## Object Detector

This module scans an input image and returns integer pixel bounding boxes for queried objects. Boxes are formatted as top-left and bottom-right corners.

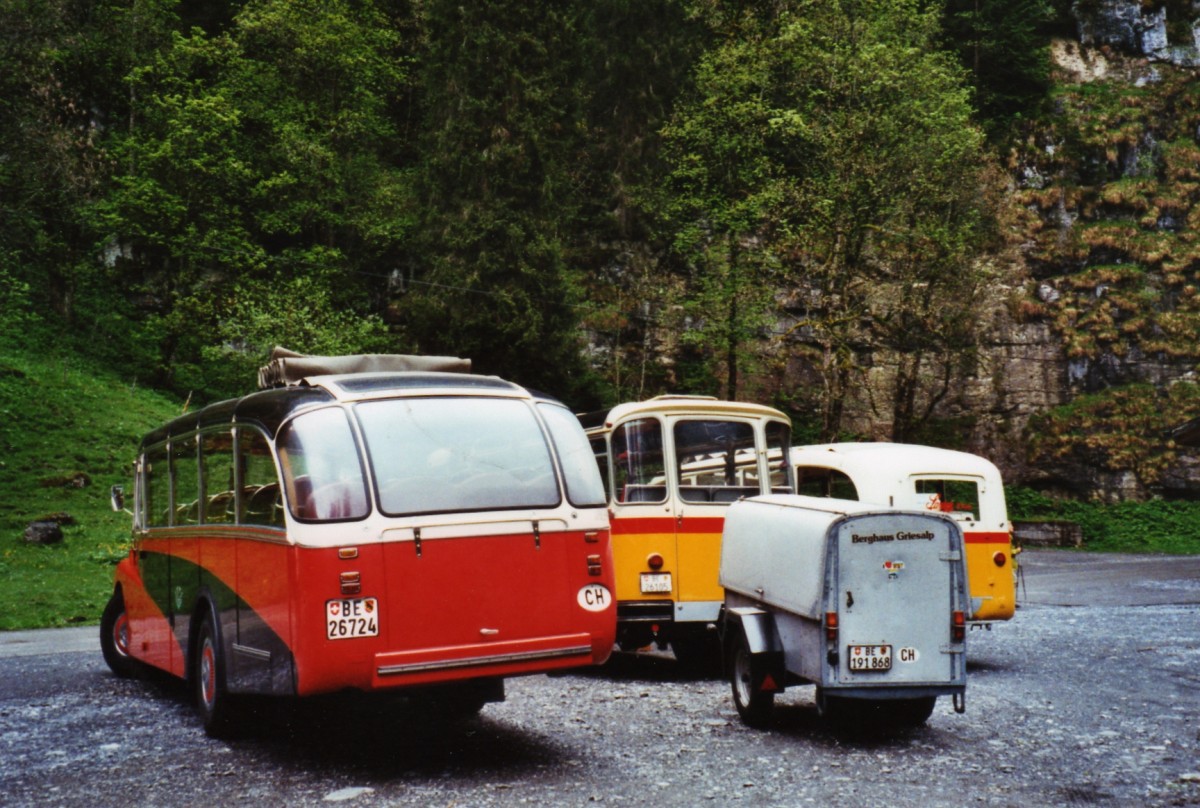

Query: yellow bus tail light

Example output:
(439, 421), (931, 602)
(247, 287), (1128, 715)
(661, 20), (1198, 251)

(993, 551), (1007, 567)
(647, 553), (664, 571)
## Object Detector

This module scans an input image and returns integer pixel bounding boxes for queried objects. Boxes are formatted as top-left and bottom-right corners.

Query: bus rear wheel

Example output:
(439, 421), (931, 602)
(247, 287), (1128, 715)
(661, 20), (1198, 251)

(100, 592), (138, 678)
(194, 612), (242, 738)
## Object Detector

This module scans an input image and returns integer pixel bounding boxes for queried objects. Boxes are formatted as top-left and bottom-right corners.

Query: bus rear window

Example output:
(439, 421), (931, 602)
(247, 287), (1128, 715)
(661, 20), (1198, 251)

(674, 420), (757, 503)
(357, 397), (560, 516)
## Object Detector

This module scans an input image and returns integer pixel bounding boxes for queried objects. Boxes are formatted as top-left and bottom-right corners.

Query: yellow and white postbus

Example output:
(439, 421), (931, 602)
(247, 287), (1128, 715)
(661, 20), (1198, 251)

(788, 442), (1018, 625)
(580, 396), (793, 664)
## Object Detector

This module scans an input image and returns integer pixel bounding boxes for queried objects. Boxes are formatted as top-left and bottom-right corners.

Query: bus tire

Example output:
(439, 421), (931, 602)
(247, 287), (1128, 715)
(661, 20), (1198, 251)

(672, 632), (722, 673)
(99, 592), (139, 679)
(194, 611), (241, 738)
(729, 630), (774, 729)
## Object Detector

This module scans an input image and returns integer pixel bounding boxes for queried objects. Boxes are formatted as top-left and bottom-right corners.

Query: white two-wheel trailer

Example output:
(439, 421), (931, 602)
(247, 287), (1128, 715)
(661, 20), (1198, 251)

(719, 495), (969, 729)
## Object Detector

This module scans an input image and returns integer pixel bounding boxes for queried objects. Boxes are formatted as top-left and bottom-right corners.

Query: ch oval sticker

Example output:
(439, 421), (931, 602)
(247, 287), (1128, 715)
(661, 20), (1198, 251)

(577, 584), (612, 612)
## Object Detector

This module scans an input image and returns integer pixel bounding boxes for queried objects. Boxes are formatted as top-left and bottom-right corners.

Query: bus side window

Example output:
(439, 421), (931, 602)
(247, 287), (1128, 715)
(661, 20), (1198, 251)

(765, 422), (793, 493)
(202, 430), (236, 524)
(589, 435), (611, 501)
(239, 428), (283, 528)
(796, 466), (859, 500)
(171, 435), (200, 526)
(278, 408), (369, 522)
(144, 445), (170, 527)
(612, 419), (665, 504)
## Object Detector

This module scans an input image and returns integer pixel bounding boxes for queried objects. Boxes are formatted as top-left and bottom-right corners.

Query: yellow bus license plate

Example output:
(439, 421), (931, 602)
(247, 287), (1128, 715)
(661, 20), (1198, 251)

(326, 597), (379, 640)
(848, 644), (892, 672)
(640, 572), (672, 594)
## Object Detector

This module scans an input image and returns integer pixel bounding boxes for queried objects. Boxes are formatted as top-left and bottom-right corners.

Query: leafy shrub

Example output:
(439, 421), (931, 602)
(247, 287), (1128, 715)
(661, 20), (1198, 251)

(1007, 486), (1200, 553)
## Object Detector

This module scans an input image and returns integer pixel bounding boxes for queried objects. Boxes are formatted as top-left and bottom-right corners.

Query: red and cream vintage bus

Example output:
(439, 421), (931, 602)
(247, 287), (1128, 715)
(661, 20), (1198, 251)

(580, 396), (793, 665)
(102, 352), (615, 735)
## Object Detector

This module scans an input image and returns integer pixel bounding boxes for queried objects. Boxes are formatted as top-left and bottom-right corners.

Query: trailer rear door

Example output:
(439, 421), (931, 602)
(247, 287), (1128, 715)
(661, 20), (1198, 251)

(831, 512), (963, 686)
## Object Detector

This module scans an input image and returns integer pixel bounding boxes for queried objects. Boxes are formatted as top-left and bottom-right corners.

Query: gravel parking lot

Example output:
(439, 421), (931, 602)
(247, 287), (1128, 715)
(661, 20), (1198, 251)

(1, 550), (1198, 807)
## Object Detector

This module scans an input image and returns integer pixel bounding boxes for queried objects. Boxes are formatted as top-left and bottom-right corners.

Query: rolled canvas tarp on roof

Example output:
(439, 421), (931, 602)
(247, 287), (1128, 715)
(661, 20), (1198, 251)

(257, 346), (471, 389)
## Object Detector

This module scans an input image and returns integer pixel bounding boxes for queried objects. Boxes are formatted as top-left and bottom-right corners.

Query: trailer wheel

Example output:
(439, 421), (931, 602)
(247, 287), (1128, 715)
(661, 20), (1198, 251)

(729, 631), (774, 728)
(194, 612), (242, 738)
(99, 592), (139, 679)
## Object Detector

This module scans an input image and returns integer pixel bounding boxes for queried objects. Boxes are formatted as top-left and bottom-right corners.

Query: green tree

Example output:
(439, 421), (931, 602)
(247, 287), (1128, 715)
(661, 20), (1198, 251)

(659, 0), (993, 439)
(571, 0), (707, 402)
(658, 6), (793, 398)
(941, 0), (1054, 136)
(0, 0), (178, 342)
(95, 0), (416, 396)
(398, 0), (595, 397)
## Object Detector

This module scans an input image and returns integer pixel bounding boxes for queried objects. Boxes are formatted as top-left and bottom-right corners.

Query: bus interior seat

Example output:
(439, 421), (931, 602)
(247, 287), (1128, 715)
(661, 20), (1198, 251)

(244, 483), (283, 524)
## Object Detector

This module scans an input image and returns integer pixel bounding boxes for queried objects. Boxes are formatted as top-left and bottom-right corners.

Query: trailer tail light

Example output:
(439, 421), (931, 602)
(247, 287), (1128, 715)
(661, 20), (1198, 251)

(647, 553), (664, 571)
(825, 611), (839, 641)
(993, 551), (1007, 567)
(951, 610), (966, 643)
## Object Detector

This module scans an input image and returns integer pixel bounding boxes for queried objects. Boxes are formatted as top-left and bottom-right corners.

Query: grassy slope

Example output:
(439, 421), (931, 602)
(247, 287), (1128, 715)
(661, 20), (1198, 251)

(0, 346), (181, 630)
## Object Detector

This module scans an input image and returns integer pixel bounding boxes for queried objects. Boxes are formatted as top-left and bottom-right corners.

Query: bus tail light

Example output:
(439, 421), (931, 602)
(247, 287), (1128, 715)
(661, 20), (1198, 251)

(647, 553), (664, 571)
(825, 611), (838, 642)
(587, 554), (603, 576)
(993, 551), (1007, 567)
(951, 610), (966, 643)
(340, 572), (361, 595)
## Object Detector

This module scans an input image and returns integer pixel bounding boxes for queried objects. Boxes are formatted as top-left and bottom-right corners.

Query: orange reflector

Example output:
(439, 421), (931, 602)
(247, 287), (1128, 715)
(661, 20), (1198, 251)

(825, 611), (838, 641)
(340, 571), (361, 595)
(338, 547), (359, 560)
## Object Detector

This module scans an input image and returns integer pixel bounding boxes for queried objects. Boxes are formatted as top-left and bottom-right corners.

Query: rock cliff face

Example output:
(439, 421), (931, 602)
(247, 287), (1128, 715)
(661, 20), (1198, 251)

(837, 1), (1200, 501)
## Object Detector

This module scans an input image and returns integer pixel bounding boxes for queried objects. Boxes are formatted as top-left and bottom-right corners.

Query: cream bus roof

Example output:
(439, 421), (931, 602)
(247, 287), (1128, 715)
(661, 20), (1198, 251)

(590, 396), (790, 430)
(789, 442), (1005, 494)
(258, 347), (471, 389)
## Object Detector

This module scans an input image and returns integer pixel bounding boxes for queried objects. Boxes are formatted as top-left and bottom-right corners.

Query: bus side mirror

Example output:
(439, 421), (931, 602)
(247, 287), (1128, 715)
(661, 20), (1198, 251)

(110, 485), (125, 513)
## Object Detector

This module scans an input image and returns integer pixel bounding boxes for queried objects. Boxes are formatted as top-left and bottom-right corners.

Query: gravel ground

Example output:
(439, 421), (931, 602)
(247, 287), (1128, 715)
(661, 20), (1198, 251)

(1, 552), (1198, 807)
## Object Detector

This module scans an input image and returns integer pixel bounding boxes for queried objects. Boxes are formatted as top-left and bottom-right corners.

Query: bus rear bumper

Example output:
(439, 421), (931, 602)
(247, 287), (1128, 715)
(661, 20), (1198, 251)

(371, 633), (599, 687)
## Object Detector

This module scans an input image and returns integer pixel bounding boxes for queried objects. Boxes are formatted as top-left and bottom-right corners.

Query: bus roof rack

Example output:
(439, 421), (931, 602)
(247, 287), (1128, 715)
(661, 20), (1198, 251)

(257, 346), (471, 389)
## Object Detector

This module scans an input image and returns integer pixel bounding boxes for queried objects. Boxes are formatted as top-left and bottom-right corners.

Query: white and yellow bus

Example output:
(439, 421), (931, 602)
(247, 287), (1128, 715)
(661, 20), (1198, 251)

(580, 396), (793, 664)
(788, 442), (1018, 625)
